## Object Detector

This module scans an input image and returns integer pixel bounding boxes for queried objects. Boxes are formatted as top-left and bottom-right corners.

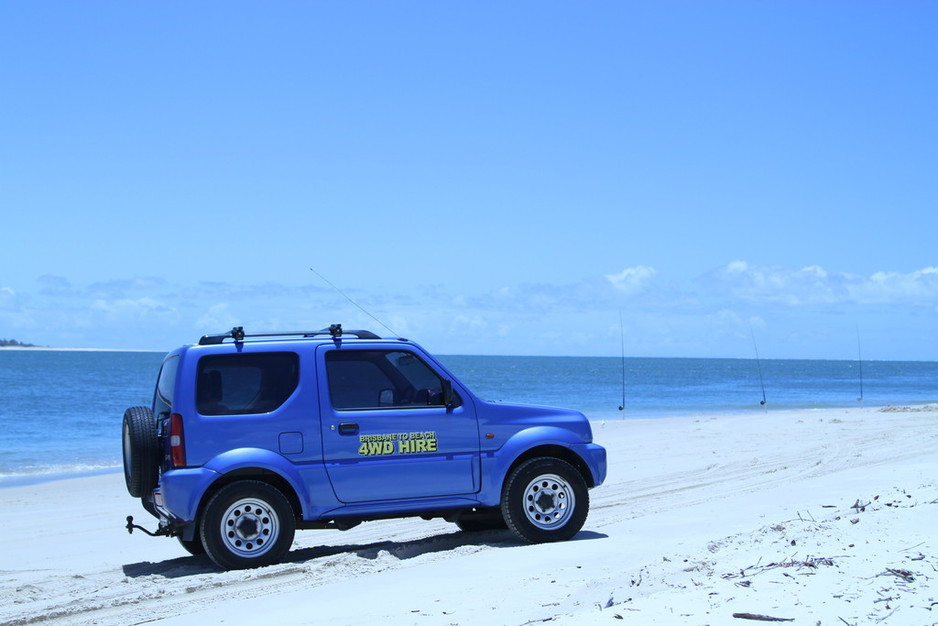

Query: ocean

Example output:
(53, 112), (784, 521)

(2, 349), (937, 487)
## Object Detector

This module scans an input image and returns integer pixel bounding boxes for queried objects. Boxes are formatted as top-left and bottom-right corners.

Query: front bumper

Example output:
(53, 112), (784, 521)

(574, 442), (607, 487)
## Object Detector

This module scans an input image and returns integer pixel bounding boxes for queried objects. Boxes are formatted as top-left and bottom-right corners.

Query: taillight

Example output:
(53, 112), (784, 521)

(169, 413), (186, 468)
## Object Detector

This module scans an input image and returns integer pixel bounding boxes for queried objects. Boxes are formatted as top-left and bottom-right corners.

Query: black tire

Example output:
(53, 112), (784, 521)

(178, 534), (206, 556)
(122, 406), (160, 498)
(454, 507), (509, 532)
(501, 457), (589, 544)
(199, 481), (296, 570)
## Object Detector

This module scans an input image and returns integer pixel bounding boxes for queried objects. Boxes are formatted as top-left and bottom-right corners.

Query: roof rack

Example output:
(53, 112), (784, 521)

(198, 324), (380, 345)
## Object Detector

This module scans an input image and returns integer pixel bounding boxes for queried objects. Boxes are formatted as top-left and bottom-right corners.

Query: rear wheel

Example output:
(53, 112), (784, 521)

(122, 406), (160, 498)
(200, 481), (296, 570)
(501, 457), (589, 543)
(177, 534), (206, 556)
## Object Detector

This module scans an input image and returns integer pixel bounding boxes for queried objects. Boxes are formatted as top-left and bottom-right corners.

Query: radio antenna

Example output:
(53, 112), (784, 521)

(309, 267), (398, 337)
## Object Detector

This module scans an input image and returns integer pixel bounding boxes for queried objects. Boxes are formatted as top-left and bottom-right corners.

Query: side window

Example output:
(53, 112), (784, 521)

(326, 350), (452, 410)
(197, 352), (299, 415)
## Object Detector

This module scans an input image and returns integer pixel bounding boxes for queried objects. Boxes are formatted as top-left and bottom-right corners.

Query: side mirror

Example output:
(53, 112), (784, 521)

(441, 379), (459, 410)
(378, 389), (395, 407)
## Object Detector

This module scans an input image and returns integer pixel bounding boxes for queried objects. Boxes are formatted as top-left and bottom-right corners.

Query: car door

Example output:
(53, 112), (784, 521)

(318, 345), (480, 503)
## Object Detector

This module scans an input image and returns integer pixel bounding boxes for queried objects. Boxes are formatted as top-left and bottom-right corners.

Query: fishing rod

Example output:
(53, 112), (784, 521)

(750, 327), (767, 407)
(618, 311), (626, 411)
(856, 325), (864, 402)
(309, 267), (399, 337)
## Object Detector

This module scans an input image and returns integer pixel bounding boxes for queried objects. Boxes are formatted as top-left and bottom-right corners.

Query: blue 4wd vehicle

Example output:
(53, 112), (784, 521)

(123, 325), (607, 570)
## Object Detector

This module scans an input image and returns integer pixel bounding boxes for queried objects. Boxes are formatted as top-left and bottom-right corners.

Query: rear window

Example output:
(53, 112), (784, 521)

(197, 352), (299, 415)
(153, 354), (180, 416)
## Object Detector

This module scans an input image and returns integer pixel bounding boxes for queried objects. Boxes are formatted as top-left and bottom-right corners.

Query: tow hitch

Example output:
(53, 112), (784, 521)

(125, 515), (172, 538)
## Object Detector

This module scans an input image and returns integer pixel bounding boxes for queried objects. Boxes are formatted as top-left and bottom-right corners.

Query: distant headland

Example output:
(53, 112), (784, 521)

(0, 339), (37, 348)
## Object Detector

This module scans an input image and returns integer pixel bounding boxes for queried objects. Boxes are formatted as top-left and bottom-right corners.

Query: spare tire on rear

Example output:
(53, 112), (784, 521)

(122, 406), (160, 498)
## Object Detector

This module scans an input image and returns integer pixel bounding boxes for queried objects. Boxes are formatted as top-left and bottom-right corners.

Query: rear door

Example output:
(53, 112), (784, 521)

(318, 345), (480, 503)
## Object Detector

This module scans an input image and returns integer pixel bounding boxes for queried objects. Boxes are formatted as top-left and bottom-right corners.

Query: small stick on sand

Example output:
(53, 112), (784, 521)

(732, 613), (794, 622)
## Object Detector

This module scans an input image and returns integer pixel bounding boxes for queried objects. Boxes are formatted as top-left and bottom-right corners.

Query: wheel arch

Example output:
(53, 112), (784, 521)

(197, 467), (303, 523)
(504, 444), (597, 490)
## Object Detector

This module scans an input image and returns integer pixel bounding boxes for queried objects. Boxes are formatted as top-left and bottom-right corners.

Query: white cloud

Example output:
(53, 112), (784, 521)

(707, 262), (938, 307)
(37, 275), (74, 296)
(711, 262), (825, 304)
(195, 303), (239, 331)
(7, 266), (938, 357)
(860, 267), (938, 303)
(0, 287), (16, 309)
(604, 266), (657, 295)
(87, 277), (168, 300)
(91, 297), (175, 318)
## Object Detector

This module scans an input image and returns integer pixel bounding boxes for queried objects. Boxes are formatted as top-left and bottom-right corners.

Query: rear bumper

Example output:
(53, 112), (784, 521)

(152, 466), (222, 523)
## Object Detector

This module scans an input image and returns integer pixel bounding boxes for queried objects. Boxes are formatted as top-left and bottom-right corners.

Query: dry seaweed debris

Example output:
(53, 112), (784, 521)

(878, 404), (938, 412)
(722, 555), (838, 580)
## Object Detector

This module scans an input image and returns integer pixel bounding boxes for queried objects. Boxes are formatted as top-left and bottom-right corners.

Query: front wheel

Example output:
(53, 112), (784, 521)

(501, 457), (589, 544)
(199, 481), (296, 570)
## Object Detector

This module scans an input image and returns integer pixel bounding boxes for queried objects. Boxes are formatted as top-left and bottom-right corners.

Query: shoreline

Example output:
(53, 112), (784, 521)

(3, 403), (936, 490)
(0, 465), (121, 489)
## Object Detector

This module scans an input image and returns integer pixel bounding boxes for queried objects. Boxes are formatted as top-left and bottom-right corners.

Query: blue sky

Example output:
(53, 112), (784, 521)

(2, 1), (937, 359)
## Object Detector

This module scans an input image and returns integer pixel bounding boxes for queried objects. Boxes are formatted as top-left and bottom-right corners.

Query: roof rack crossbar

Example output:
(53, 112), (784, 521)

(198, 325), (380, 345)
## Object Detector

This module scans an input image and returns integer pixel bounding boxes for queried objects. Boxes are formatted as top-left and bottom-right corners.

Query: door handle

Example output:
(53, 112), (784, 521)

(338, 422), (359, 435)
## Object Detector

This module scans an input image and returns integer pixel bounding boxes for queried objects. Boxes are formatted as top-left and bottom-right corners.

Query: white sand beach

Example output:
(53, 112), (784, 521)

(1, 406), (936, 625)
